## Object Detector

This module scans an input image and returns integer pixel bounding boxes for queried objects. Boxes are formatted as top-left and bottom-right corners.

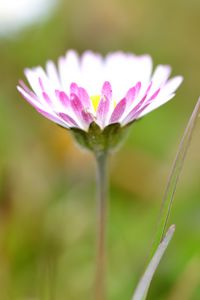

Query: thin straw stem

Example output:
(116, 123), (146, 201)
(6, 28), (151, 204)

(94, 151), (108, 300)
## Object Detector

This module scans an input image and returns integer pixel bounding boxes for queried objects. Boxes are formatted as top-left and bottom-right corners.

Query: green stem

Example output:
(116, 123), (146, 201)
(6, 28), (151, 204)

(94, 151), (109, 300)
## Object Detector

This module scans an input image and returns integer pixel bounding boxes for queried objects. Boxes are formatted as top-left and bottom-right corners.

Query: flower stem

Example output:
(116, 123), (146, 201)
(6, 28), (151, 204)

(94, 151), (108, 300)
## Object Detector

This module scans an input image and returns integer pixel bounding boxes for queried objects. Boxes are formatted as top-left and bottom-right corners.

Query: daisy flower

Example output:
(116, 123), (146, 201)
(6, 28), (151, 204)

(17, 50), (183, 152)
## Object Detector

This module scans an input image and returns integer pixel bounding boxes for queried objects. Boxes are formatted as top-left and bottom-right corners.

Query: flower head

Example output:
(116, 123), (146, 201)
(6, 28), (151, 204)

(17, 50), (183, 153)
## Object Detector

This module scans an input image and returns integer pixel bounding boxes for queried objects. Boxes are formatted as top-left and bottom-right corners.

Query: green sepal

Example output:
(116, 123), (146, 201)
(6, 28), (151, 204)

(70, 122), (129, 155)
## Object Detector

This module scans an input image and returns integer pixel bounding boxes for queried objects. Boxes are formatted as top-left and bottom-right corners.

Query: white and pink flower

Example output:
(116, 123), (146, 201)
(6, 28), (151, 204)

(17, 50), (183, 132)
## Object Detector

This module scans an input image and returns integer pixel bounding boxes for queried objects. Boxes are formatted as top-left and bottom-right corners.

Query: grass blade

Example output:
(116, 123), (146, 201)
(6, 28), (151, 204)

(132, 225), (175, 300)
(131, 98), (200, 300)
(151, 97), (200, 255)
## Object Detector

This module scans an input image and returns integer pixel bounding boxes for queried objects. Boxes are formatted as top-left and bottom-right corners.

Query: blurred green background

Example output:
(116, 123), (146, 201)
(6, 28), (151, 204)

(0, 0), (200, 299)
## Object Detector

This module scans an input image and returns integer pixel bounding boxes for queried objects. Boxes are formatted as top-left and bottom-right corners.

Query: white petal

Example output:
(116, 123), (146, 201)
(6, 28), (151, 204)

(80, 51), (104, 95)
(105, 52), (152, 101)
(17, 85), (68, 127)
(26, 67), (64, 111)
(46, 60), (61, 89)
(139, 93), (175, 118)
(58, 50), (80, 92)
(161, 76), (183, 95)
(127, 54), (153, 90)
(151, 65), (171, 87)
(24, 68), (42, 96)
(138, 76), (183, 118)
(17, 85), (43, 109)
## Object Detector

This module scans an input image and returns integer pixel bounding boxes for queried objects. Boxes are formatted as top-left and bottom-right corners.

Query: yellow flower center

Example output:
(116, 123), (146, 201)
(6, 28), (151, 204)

(90, 95), (101, 111)
(90, 95), (116, 112)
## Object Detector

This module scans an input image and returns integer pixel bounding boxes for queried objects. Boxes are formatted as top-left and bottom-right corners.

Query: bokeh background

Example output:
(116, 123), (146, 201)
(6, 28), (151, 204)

(0, 0), (200, 299)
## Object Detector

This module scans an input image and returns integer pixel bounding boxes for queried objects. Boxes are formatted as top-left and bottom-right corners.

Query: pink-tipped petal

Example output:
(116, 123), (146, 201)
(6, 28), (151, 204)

(122, 85), (161, 125)
(101, 81), (112, 100)
(36, 108), (67, 127)
(70, 93), (91, 128)
(121, 102), (148, 125)
(110, 98), (127, 123)
(146, 88), (160, 103)
(38, 77), (45, 91)
(70, 82), (79, 94)
(126, 82), (141, 105)
(123, 83), (152, 120)
(17, 85), (42, 109)
(58, 112), (78, 127)
(81, 110), (94, 124)
(128, 102), (152, 123)
(139, 77), (183, 118)
(18, 80), (38, 101)
(70, 93), (83, 116)
(139, 93), (176, 118)
(121, 96), (148, 125)
(42, 92), (52, 105)
(18, 85), (67, 126)
(56, 91), (70, 107)
(96, 96), (110, 128)
(78, 87), (91, 109)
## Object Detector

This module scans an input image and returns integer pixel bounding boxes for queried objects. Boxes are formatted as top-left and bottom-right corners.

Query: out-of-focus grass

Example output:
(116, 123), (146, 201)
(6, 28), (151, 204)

(0, 0), (200, 299)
